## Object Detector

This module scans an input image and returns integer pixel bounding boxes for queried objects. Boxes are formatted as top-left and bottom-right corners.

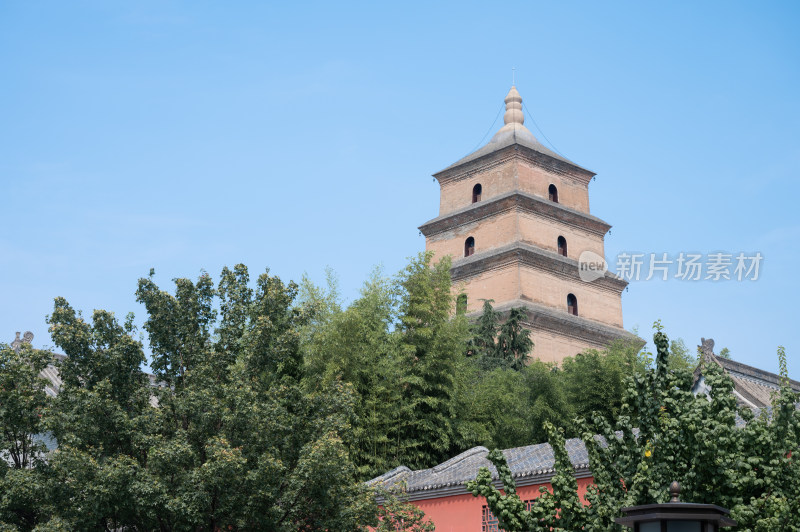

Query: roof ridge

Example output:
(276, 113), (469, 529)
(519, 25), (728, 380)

(714, 355), (800, 389)
(431, 446), (488, 473)
(365, 465), (412, 486)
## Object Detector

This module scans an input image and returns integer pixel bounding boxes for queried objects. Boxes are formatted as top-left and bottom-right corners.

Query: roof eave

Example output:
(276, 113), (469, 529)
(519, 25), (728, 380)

(434, 141), (595, 182)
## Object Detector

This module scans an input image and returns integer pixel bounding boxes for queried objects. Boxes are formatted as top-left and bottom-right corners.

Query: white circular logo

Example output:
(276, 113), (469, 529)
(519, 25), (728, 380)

(578, 250), (608, 282)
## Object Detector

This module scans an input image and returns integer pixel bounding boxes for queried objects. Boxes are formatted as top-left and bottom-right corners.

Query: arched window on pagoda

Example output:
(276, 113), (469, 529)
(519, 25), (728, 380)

(548, 184), (559, 203)
(465, 237), (475, 257)
(557, 236), (567, 257)
(472, 183), (482, 203)
(567, 293), (578, 316)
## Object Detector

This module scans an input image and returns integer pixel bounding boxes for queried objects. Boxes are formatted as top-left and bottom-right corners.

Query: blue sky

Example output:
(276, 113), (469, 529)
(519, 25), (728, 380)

(2, 1), (798, 375)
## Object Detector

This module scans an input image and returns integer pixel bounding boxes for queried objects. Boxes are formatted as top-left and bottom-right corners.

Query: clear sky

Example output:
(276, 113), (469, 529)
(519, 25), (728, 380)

(2, 1), (798, 375)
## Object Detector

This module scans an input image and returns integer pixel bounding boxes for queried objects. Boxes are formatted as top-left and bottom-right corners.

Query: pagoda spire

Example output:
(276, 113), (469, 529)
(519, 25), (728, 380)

(503, 86), (524, 126)
(436, 84), (585, 173)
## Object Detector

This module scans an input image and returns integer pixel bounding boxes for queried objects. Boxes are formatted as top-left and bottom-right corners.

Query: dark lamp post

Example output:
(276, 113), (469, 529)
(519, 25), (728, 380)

(615, 481), (737, 532)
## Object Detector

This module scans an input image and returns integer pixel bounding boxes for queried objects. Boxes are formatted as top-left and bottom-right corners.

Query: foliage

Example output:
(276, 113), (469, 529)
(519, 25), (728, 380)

(470, 324), (800, 531)
(1, 265), (379, 531)
(468, 300), (532, 371)
(560, 337), (646, 428)
(523, 362), (575, 444)
(300, 267), (403, 479)
(0, 344), (50, 469)
(297, 267), (342, 351)
(299, 259), (650, 476)
(466, 422), (586, 532)
(0, 343), (52, 530)
(470, 299), (498, 358)
(395, 253), (470, 470)
(495, 308), (533, 371)
(374, 486), (435, 532)
(667, 337), (696, 371)
(299, 253), (472, 476)
(453, 337), (648, 451)
(12, 248), (792, 531)
(451, 362), (538, 451)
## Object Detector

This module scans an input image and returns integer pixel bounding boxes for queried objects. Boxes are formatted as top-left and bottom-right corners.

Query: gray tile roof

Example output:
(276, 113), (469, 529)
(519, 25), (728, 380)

(438, 122), (590, 175)
(694, 352), (800, 410)
(368, 438), (591, 499)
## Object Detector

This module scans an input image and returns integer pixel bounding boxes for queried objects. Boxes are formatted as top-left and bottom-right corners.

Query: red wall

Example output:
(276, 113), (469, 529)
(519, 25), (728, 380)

(411, 476), (594, 531)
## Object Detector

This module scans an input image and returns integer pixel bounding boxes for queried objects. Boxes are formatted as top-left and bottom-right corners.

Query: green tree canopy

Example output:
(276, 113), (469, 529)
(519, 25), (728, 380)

(469, 325), (800, 531)
(0, 343), (52, 530)
(1, 265), (378, 531)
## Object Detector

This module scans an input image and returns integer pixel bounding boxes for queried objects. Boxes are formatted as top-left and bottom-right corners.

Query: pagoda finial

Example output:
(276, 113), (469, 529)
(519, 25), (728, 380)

(503, 86), (524, 126)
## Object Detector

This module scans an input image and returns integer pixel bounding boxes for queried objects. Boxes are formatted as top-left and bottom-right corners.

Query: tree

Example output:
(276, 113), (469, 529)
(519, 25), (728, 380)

(296, 267), (342, 361)
(136, 266), (373, 531)
(452, 336), (648, 452)
(451, 363), (533, 450)
(0, 343), (52, 530)
(469, 324), (800, 531)
(300, 268), (404, 480)
(494, 307), (533, 371)
(43, 299), (153, 530)
(2, 265), (379, 531)
(374, 486), (435, 532)
(298, 254), (479, 477)
(667, 337), (696, 371)
(395, 252), (470, 469)
(560, 337), (646, 428)
(0, 344), (51, 470)
(523, 361), (575, 444)
(451, 358), (576, 452)
(469, 299), (498, 358)
(468, 300), (533, 371)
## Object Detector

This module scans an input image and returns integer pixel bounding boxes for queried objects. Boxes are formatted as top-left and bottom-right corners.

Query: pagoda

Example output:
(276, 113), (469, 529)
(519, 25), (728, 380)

(419, 86), (633, 363)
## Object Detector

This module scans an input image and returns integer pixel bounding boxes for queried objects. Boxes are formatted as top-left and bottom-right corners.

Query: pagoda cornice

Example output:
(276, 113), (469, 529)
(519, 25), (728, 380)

(449, 241), (628, 294)
(419, 190), (612, 238)
(469, 299), (640, 349)
(433, 143), (596, 187)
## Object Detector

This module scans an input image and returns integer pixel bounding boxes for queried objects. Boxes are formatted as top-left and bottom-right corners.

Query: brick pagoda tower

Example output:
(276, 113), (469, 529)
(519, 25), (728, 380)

(419, 86), (633, 364)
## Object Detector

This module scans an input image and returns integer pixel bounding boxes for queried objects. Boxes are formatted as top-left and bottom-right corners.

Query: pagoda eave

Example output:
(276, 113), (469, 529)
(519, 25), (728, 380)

(433, 142), (596, 186)
(449, 242), (628, 294)
(419, 190), (612, 238)
(467, 299), (640, 349)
